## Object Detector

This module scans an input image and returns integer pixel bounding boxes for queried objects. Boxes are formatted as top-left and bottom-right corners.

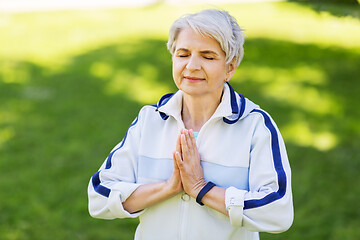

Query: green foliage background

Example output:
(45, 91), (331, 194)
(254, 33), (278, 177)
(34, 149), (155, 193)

(0, 1), (359, 239)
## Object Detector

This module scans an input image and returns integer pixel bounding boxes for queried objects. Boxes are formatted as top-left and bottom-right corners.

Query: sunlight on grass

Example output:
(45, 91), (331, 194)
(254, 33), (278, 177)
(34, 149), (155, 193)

(0, 127), (15, 149)
(238, 64), (341, 116)
(90, 61), (113, 79)
(230, 2), (360, 49)
(0, 2), (357, 150)
(88, 39), (173, 104)
(0, 6), (174, 65)
(1, 2), (357, 150)
(0, 2), (359, 68)
(239, 65), (327, 85)
(99, 64), (171, 104)
(282, 120), (338, 151)
(236, 63), (341, 150)
(266, 82), (339, 116)
(0, 61), (30, 84)
(3, 231), (21, 240)
(0, 109), (17, 149)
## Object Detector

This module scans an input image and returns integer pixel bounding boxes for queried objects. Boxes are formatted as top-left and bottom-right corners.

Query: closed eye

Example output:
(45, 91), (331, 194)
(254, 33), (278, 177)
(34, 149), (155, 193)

(203, 56), (215, 60)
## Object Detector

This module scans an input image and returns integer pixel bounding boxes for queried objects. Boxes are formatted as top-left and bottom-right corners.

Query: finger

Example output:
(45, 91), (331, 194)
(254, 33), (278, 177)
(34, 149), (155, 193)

(191, 130), (200, 157)
(186, 130), (201, 164)
(172, 152), (179, 169)
(184, 130), (192, 149)
(180, 129), (186, 136)
(173, 151), (183, 169)
(181, 133), (187, 146)
(185, 130), (196, 156)
(188, 129), (197, 149)
(180, 133), (189, 160)
(176, 134), (182, 157)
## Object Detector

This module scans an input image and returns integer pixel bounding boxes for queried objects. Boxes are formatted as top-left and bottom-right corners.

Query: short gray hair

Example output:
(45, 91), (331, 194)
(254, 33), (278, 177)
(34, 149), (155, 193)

(167, 9), (245, 68)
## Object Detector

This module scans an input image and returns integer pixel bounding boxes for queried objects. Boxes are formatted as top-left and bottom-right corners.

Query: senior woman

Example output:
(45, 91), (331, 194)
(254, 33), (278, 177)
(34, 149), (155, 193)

(88, 9), (293, 239)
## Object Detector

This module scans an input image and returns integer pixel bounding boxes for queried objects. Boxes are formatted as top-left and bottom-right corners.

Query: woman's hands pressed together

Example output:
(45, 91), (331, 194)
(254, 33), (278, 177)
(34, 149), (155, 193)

(123, 129), (226, 215)
(172, 129), (207, 198)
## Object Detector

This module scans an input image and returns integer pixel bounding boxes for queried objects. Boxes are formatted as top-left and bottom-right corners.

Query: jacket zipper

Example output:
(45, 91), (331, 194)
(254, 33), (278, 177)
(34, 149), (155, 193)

(179, 198), (189, 240)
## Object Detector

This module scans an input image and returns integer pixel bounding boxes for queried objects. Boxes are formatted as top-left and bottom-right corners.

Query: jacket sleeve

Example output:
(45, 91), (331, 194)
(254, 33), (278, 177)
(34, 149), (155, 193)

(225, 109), (294, 233)
(87, 112), (145, 220)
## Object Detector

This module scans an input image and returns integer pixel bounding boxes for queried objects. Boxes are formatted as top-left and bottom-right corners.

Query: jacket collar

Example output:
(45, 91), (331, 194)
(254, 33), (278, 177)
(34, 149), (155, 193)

(156, 83), (241, 123)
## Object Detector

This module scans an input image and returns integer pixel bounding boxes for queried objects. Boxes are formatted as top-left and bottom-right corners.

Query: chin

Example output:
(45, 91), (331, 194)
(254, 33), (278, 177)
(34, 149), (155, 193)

(183, 89), (208, 97)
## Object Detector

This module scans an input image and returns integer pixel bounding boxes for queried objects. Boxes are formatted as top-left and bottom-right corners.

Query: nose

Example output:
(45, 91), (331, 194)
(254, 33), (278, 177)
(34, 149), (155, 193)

(186, 55), (201, 71)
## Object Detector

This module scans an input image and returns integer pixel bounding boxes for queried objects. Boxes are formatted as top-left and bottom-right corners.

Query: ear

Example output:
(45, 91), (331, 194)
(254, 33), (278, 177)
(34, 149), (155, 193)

(225, 59), (237, 82)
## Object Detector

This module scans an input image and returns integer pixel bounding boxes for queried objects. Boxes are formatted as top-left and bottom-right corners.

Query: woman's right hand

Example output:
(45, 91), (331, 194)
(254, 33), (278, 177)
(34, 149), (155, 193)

(167, 154), (183, 195)
(123, 136), (184, 214)
(168, 135), (183, 195)
(123, 151), (183, 214)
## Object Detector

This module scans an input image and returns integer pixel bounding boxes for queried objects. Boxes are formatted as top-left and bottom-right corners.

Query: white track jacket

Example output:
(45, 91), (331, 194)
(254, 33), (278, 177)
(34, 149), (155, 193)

(88, 83), (294, 240)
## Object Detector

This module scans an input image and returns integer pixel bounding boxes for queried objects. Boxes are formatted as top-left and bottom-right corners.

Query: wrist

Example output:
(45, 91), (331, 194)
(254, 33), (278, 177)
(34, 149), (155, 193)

(164, 179), (182, 197)
(196, 181), (216, 206)
(190, 179), (207, 198)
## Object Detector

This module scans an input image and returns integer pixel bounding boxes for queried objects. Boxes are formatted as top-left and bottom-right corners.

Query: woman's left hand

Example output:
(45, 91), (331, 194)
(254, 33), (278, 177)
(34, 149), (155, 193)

(173, 129), (206, 198)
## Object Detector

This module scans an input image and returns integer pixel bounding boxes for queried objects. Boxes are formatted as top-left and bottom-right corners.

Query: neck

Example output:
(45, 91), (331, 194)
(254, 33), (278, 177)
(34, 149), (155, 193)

(181, 90), (223, 131)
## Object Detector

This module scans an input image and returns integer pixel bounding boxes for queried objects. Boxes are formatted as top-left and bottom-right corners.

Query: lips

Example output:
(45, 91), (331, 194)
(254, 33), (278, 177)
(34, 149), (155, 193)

(184, 76), (205, 82)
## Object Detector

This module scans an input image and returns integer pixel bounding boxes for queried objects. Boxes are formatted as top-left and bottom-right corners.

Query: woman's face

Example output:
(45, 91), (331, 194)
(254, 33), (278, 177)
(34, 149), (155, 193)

(172, 27), (234, 98)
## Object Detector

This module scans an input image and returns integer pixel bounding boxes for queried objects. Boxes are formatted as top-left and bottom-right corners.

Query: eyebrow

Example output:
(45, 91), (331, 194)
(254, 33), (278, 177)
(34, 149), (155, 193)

(200, 50), (219, 56)
(175, 48), (190, 53)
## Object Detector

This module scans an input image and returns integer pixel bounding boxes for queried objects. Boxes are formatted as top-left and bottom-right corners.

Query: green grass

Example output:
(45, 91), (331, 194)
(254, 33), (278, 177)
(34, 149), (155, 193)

(0, 2), (359, 239)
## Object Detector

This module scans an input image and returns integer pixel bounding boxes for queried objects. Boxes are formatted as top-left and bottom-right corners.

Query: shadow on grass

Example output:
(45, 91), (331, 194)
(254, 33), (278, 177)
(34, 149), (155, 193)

(0, 37), (359, 239)
(287, 0), (360, 19)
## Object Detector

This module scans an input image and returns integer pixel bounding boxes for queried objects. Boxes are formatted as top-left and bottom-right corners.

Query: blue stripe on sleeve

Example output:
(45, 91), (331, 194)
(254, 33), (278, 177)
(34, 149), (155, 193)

(105, 116), (139, 169)
(244, 109), (287, 210)
(91, 115), (139, 197)
(92, 171), (111, 197)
